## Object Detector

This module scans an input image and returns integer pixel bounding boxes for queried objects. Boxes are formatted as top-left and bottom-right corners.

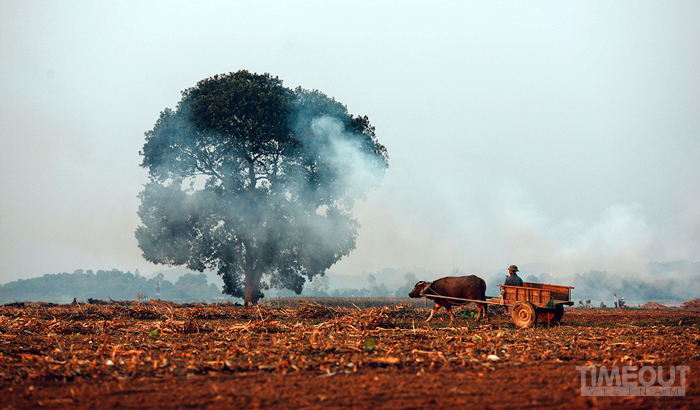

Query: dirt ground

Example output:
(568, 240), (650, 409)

(1, 302), (698, 409)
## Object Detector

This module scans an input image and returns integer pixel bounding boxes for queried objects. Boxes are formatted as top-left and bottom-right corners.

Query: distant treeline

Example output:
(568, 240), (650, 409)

(265, 272), (417, 300)
(0, 269), (225, 304)
(3, 261), (697, 305)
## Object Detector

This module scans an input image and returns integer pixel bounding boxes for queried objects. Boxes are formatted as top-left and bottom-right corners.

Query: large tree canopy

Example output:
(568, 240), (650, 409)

(136, 71), (388, 305)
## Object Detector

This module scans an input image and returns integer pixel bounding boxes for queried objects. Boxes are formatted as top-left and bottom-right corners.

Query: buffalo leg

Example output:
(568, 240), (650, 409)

(426, 303), (442, 321)
(444, 304), (454, 322)
(475, 302), (487, 321)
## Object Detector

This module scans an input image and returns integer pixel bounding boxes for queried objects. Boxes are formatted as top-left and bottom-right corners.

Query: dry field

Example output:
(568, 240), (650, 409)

(0, 300), (698, 409)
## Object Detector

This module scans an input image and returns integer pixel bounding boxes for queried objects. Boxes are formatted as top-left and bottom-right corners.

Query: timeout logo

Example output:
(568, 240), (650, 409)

(576, 365), (690, 396)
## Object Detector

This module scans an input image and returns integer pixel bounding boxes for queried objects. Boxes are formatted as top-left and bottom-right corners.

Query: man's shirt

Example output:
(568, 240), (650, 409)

(505, 273), (523, 287)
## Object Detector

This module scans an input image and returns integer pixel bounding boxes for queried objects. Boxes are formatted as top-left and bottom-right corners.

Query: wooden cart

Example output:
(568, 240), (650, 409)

(489, 282), (574, 327)
(419, 281), (574, 328)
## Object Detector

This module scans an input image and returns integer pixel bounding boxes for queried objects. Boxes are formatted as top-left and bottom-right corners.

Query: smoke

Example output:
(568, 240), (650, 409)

(484, 180), (654, 273)
(308, 115), (386, 205)
(333, 176), (698, 303)
(555, 205), (652, 271)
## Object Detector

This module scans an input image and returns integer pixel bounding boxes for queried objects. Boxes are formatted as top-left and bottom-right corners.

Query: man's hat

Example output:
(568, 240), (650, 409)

(508, 265), (519, 272)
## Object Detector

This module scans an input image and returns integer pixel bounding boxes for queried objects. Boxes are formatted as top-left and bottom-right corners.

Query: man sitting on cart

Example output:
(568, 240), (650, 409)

(501, 264), (523, 313)
(505, 265), (523, 286)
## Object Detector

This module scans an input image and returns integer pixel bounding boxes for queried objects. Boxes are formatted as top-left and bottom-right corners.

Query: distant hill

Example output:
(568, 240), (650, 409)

(0, 269), (231, 304)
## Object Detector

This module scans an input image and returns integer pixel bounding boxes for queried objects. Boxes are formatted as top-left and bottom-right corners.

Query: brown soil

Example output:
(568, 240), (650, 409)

(1, 303), (698, 409)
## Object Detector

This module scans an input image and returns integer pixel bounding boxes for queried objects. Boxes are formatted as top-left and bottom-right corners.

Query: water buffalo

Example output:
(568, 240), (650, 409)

(409, 275), (487, 322)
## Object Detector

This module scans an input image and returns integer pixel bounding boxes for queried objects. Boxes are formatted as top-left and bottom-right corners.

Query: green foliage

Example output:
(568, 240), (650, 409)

(363, 337), (376, 352)
(461, 310), (477, 320)
(0, 269), (224, 303)
(136, 70), (388, 305)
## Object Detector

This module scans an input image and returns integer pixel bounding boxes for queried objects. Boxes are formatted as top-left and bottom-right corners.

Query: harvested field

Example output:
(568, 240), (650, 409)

(640, 301), (669, 309)
(682, 299), (700, 310)
(1, 301), (699, 409)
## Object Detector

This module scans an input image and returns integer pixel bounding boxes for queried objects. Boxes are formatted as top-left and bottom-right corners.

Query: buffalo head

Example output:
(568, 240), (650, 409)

(408, 281), (431, 298)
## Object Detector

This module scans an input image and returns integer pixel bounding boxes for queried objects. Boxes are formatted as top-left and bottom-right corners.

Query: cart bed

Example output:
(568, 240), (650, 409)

(490, 282), (574, 308)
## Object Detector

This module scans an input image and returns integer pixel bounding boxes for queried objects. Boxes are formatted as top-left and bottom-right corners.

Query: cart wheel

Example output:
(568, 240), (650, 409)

(511, 302), (538, 328)
(538, 305), (564, 325)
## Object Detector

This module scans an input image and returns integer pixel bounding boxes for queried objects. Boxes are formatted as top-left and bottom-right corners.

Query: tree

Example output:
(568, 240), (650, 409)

(169, 273), (222, 301)
(136, 70), (388, 305)
(395, 272), (418, 298)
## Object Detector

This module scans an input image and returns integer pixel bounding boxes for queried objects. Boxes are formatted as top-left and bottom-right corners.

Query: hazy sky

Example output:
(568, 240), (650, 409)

(2, 1), (699, 284)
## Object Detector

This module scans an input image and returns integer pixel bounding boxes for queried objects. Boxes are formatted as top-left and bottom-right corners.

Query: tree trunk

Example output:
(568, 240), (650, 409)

(243, 160), (262, 307)
(243, 261), (265, 306)
(244, 273), (258, 306)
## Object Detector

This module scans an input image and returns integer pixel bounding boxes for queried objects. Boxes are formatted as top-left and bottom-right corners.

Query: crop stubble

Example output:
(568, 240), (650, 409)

(0, 301), (698, 409)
